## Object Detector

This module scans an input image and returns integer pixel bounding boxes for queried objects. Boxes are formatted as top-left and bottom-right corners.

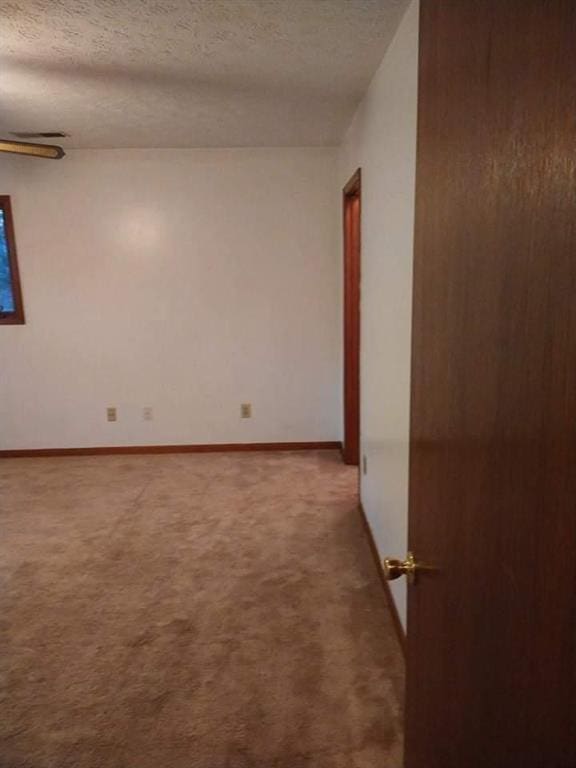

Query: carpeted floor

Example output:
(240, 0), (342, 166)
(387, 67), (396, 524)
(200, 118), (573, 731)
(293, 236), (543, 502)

(0, 450), (404, 768)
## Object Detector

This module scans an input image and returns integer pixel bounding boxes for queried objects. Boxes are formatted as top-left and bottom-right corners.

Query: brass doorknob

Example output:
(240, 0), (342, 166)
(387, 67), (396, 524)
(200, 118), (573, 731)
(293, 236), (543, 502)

(382, 552), (417, 584)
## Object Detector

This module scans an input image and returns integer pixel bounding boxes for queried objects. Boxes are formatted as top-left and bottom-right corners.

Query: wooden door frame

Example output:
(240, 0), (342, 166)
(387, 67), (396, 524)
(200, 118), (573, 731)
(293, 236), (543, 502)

(342, 168), (361, 466)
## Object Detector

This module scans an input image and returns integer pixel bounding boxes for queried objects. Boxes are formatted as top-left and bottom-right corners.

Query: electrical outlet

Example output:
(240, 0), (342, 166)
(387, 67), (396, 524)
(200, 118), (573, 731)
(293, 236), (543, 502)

(106, 407), (117, 423)
(143, 407), (153, 421)
(362, 454), (367, 475)
(240, 403), (252, 419)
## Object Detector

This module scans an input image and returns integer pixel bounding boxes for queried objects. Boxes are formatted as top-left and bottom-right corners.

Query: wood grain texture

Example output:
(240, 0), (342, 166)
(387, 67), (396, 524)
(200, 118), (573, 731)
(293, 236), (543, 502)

(405, 2), (576, 766)
(0, 196), (25, 325)
(0, 442), (341, 459)
(343, 169), (361, 466)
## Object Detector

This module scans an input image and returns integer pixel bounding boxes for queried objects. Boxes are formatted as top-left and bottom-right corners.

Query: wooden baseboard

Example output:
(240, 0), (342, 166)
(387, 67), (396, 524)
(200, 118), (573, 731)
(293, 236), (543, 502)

(0, 441), (341, 459)
(358, 502), (406, 655)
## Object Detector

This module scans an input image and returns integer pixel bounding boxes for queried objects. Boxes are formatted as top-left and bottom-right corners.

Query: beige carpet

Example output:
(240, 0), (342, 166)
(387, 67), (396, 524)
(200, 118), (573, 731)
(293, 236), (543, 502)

(0, 450), (404, 768)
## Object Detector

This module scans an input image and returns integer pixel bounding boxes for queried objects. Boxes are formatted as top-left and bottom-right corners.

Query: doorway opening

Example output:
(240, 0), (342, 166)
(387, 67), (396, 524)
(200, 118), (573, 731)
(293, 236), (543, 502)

(342, 168), (361, 466)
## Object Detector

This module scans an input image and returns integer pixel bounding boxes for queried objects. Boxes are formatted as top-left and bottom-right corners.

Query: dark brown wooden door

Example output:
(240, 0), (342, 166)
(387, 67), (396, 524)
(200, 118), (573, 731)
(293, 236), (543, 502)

(405, 2), (576, 766)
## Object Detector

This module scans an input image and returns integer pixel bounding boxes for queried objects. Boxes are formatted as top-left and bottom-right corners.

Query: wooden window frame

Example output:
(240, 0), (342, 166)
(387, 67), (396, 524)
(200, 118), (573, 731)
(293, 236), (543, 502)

(0, 196), (25, 325)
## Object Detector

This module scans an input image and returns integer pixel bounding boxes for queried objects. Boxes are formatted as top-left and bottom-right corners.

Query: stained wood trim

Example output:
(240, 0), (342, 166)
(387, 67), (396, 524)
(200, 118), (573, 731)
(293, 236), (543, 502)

(342, 168), (361, 465)
(358, 502), (406, 655)
(0, 195), (25, 325)
(343, 168), (362, 197)
(0, 441), (341, 459)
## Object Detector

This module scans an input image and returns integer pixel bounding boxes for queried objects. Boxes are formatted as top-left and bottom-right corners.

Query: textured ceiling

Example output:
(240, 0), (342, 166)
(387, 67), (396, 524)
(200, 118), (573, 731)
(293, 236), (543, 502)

(0, 0), (408, 148)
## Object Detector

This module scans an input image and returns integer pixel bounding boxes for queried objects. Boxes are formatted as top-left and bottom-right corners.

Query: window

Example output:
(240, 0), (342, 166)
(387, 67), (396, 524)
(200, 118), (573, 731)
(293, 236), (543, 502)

(0, 196), (24, 325)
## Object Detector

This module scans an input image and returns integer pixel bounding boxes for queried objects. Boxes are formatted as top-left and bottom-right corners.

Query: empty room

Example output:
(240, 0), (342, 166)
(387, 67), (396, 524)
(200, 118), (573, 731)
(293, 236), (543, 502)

(3, 1), (576, 767)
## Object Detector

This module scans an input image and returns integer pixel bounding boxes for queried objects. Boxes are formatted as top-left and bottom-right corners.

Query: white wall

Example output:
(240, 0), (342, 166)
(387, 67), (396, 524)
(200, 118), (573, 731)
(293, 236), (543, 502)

(0, 148), (340, 449)
(338, 0), (419, 628)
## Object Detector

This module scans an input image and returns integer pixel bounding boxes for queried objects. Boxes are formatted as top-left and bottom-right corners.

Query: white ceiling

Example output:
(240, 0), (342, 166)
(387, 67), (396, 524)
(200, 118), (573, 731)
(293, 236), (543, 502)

(0, 0), (408, 149)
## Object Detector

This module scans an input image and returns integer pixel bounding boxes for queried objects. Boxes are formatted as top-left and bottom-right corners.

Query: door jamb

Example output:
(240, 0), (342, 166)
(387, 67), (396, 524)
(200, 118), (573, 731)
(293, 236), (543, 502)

(342, 168), (361, 466)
